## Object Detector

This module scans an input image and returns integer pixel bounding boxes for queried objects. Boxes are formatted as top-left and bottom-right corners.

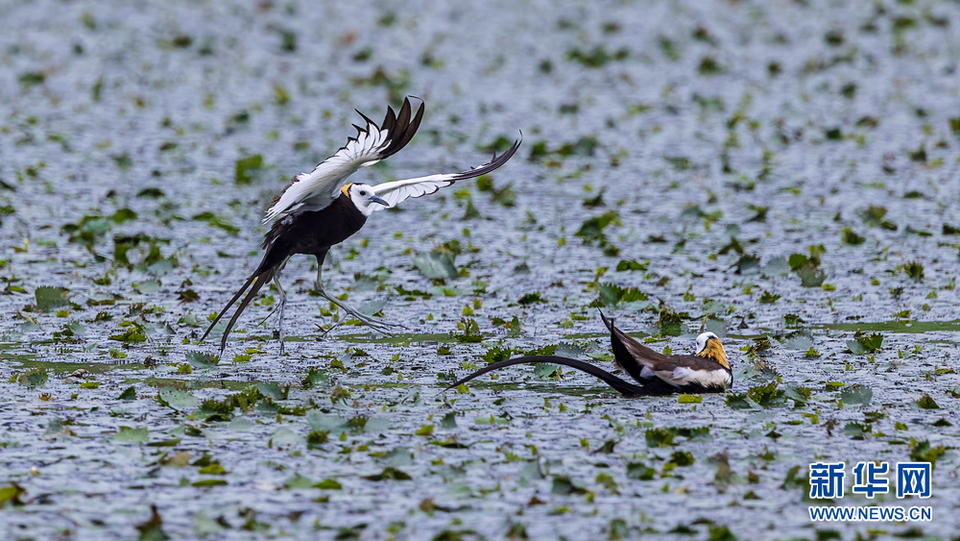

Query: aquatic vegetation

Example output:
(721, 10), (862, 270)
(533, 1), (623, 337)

(2, 0), (960, 539)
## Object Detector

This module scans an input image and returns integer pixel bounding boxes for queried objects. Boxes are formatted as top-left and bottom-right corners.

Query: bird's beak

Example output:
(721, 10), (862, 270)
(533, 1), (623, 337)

(369, 195), (389, 206)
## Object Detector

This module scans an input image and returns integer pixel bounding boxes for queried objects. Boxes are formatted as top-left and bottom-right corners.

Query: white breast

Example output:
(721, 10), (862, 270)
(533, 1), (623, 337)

(659, 367), (731, 388)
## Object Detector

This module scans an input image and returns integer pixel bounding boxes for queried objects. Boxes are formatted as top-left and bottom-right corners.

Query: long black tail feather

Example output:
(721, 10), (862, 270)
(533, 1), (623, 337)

(199, 268), (276, 355)
(445, 355), (675, 397)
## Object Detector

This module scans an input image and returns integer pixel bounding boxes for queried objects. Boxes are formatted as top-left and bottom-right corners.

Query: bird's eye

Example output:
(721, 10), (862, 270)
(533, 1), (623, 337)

(359, 190), (367, 196)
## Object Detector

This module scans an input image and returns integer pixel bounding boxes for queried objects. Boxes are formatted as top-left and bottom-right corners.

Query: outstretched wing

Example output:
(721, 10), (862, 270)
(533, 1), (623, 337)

(370, 135), (521, 210)
(262, 97), (425, 223)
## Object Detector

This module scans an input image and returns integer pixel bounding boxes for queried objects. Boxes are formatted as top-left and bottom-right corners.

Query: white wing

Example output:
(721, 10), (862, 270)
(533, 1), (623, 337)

(262, 97), (424, 223)
(370, 136), (522, 210)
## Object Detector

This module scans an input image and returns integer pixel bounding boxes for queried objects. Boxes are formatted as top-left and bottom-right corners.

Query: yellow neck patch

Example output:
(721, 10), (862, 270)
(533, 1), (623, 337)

(340, 183), (353, 197)
(697, 338), (729, 369)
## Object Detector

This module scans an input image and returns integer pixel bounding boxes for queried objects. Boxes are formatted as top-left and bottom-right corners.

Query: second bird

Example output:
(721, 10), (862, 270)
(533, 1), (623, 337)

(201, 97), (521, 354)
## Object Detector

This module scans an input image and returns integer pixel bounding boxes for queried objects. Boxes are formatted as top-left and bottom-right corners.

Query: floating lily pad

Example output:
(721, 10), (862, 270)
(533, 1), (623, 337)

(413, 251), (457, 279)
(186, 351), (219, 369)
(17, 368), (47, 389)
(114, 427), (149, 444)
(840, 384), (872, 407)
(158, 387), (199, 411)
(35, 286), (71, 311)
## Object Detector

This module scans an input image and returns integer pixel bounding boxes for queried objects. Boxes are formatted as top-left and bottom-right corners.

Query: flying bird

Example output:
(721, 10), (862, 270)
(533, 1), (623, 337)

(201, 97), (521, 354)
(446, 312), (732, 396)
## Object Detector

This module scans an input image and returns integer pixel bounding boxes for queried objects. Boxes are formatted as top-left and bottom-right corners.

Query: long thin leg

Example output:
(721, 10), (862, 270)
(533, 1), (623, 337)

(315, 259), (404, 334)
(273, 272), (287, 355)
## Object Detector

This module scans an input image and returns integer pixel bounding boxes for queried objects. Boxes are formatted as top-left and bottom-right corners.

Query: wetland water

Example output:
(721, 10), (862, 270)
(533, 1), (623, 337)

(2, 0), (960, 539)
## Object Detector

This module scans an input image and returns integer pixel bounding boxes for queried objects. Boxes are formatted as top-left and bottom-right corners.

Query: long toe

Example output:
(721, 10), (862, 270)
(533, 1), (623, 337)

(348, 315), (397, 335)
(317, 321), (344, 338)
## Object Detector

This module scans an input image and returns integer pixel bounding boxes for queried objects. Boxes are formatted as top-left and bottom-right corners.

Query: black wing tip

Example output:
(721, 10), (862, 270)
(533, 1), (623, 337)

(354, 109), (378, 128)
(497, 133), (523, 161)
(374, 96), (426, 161)
(450, 135), (522, 181)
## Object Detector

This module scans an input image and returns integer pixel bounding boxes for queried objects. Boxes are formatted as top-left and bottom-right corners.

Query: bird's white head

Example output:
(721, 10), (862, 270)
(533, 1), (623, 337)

(695, 332), (719, 354)
(345, 183), (389, 216)
(695, 332), (729, 369)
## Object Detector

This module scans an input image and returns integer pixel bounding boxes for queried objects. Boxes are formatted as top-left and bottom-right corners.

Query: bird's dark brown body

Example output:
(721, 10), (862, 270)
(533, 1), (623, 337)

(201, 191), (369, 353)
(257, 191), (367, 276)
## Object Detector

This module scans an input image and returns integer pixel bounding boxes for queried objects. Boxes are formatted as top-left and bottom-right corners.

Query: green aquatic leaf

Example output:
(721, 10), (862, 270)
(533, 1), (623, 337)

(313, 479), (342, 490)
(533, 363), (559, 379)
(644, 428), (675, 448)
(916, 394), (939, 410)
(796, 267), (825, 287)
(306, 411), (345, 432)
(440, 412), (457, 428)
(615, 259), (648, 272)
(667, 451), (695, 467)
(494, 315), (521, 338)
(191, 211), (240, 235)
(283, 473), (314, 489)
(550, 475), (588, 495)
(841, 228), (865, 245)
(787, 253), (810, 271)
(269, 428), (300, 446)
(848, 331), (883, 354)
(158, 387), (198, 411)
(676, 426), (712, 442)
(110, 208), (138, 224)
(234, 154), (263, 185)
(135, 505), (170, 541)
(839, 384), (872, 406)
(118, 386), (137, 400)
(256, 382), (288, 400)
(110, 328), (147, 343)
(147, 438), (182, 447)
(364, 467), (411, 481)
(904, 261), (924, 282)
(575, 211), (619, 245)
(186, 351), (219, 368)
(191, 479), (228, 487)
(625, 462), (656, 481)
(0, 483), (26, 508)
(301, 368), (329, 388)
(517, 291), (544, 305)
(413, 251), (457, 280)
(782, 383), (812, 407)
(114, 427), (149, 444)
(597, 283), (647, 307)
(843, 422), (871, 440)
(18, 368), (47, 389)
(910, 440), (945, 467)
(748, 382), (786, 408)
(725, 393), (757, 409)
(35, 286), (71, 312)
